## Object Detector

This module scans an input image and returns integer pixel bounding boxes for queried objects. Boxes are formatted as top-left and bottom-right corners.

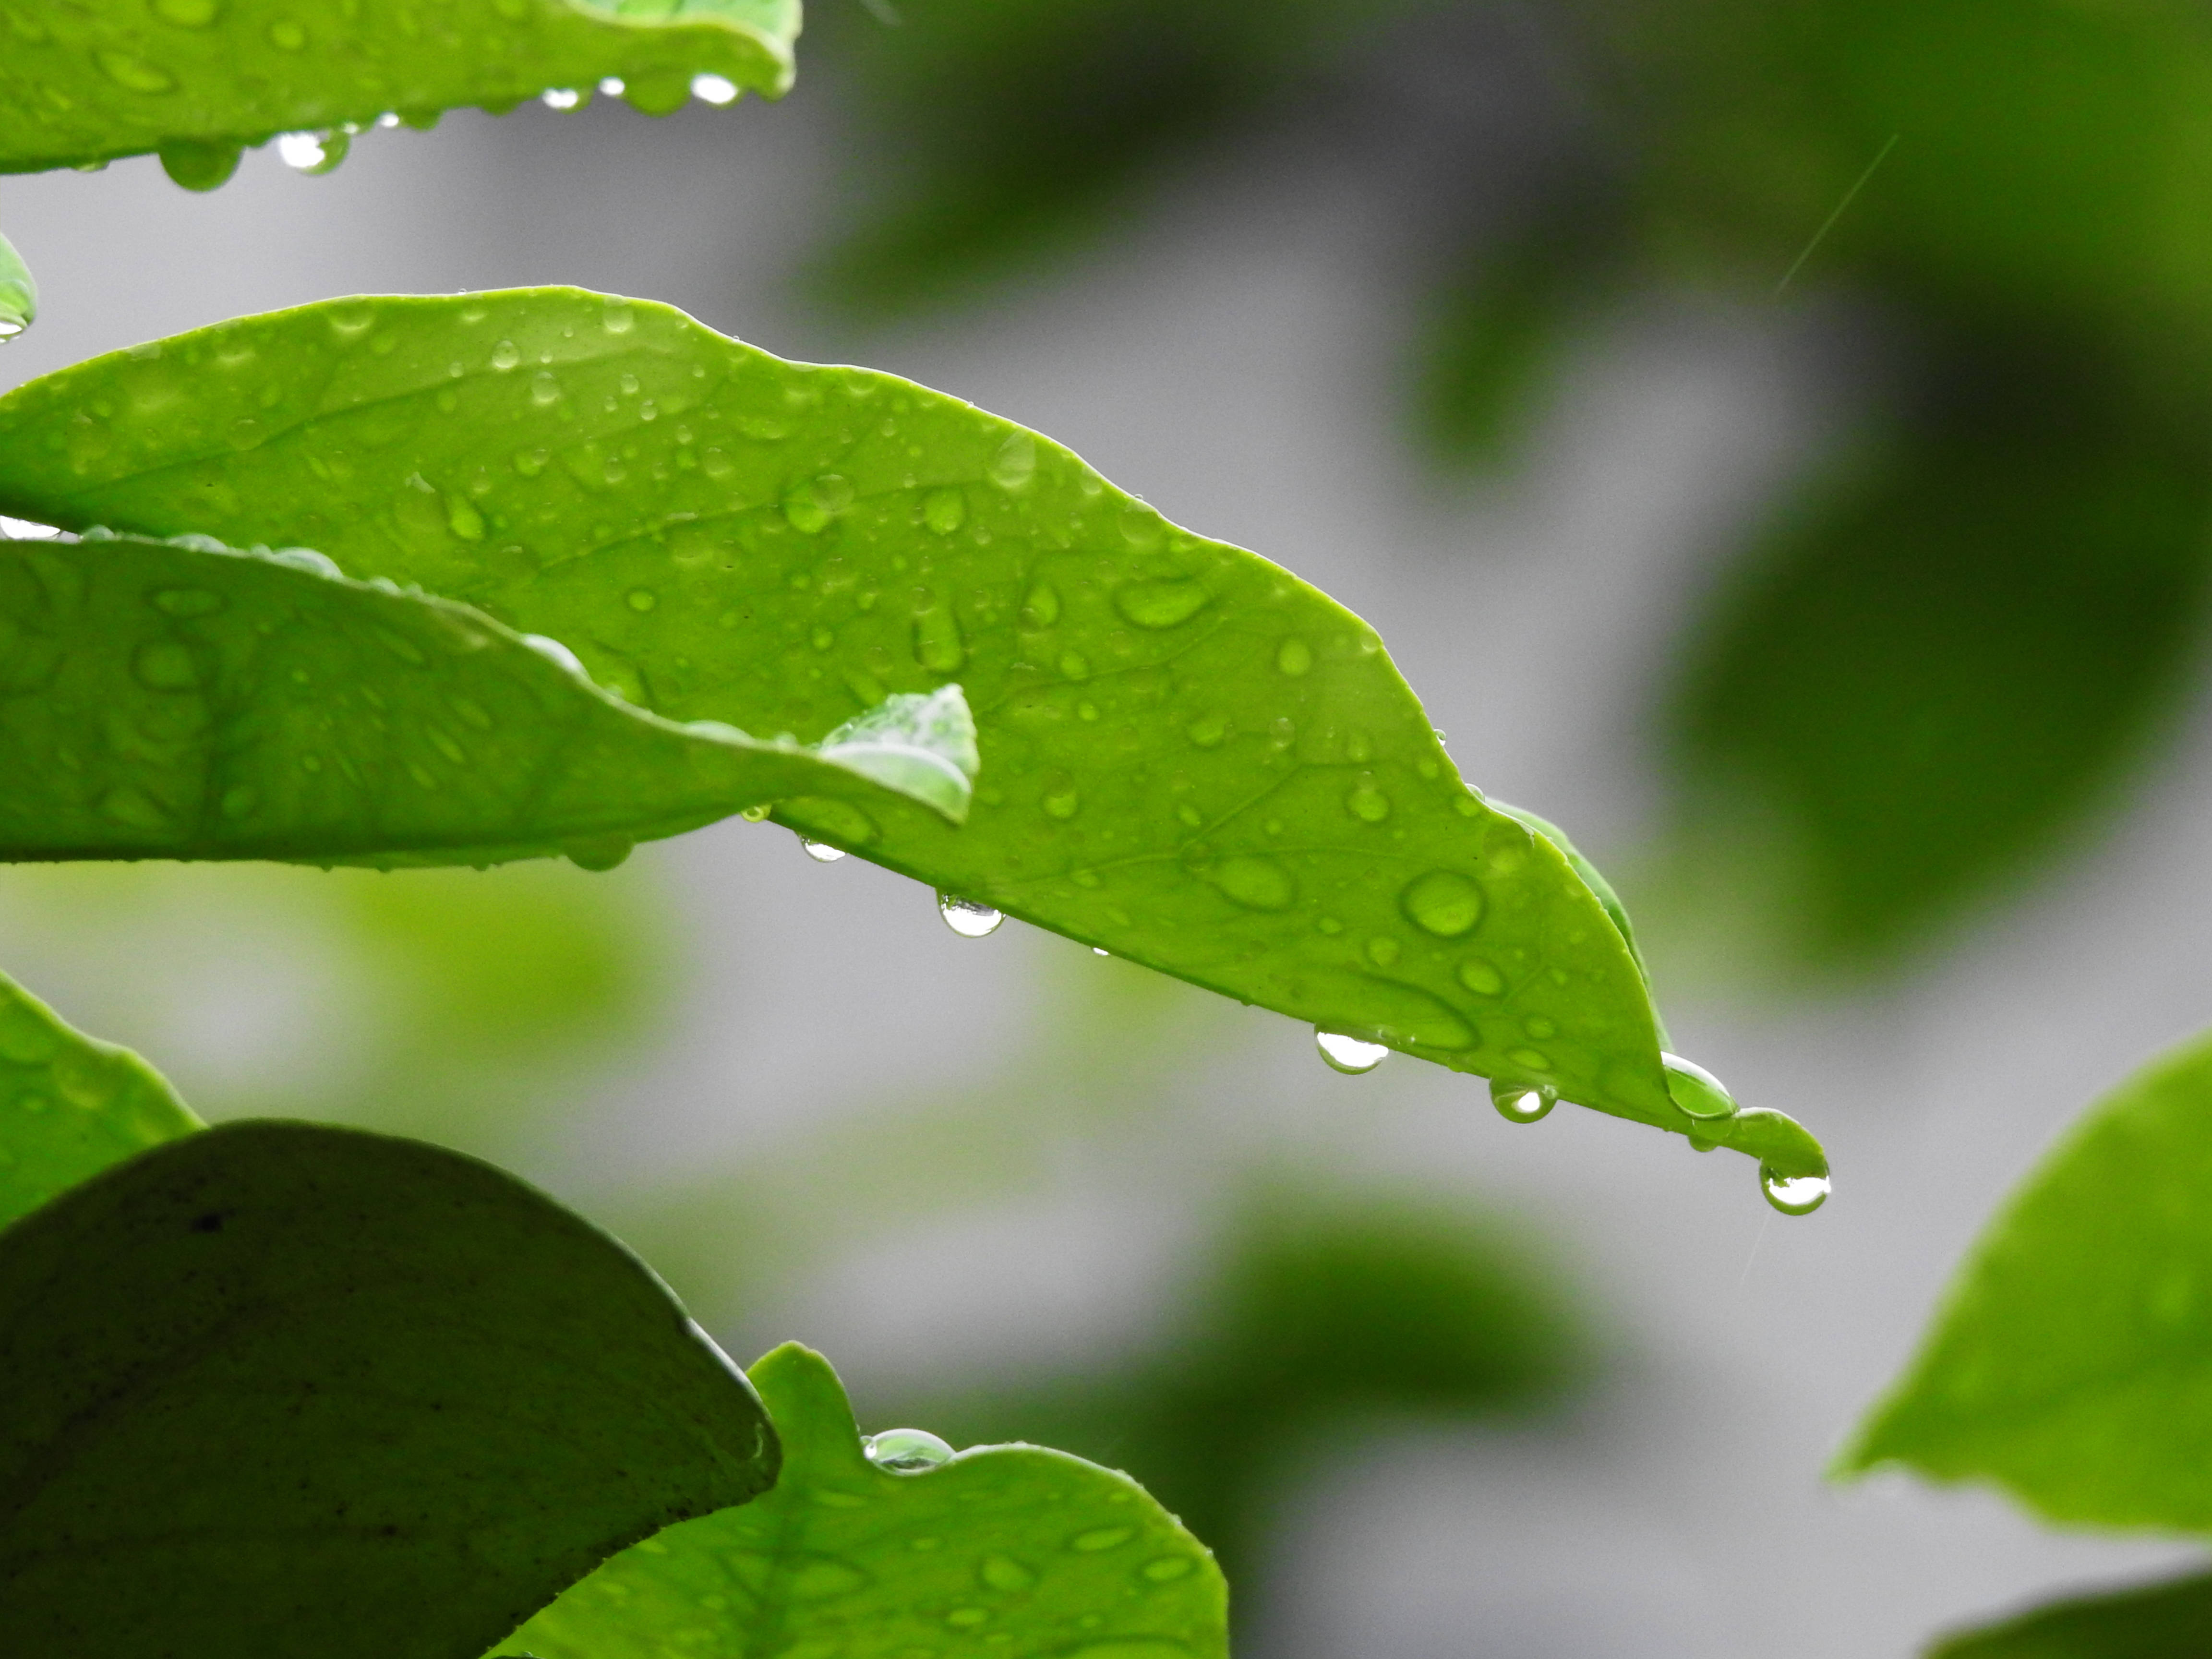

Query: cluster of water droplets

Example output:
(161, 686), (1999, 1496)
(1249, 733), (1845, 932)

(537, 72), (742, 112)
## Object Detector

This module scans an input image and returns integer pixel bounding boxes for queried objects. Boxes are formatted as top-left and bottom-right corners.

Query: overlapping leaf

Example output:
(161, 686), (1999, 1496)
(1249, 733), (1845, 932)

(0, 288), (1826, 1180)
(494, 1342), (1226, 1659)
(1926, 1572), (2212, 1659)
(1842, 1028), (2212, 1528)
(0, 229), (32, 341)
(0, 1119), (779, 1659)
(0, 0), (797, 183)
(0, 962), (200, 1229)
(0, 528), (974, 867)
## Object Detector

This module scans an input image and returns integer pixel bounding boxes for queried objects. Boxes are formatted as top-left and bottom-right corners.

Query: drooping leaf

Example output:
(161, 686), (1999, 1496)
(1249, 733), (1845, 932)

(0, 528), (973, 866)
(493, 1341), (1225, 1659)
(0, 1119), (778, 1659)
(0, 0), (796, 182)
(0, 962), (200, 1229)
(0, 288), (1828, 1180)
(0, 229), (33, 342)
(1840, 1027), (2212, 1529)
(1926, 1572), (2212, 1659)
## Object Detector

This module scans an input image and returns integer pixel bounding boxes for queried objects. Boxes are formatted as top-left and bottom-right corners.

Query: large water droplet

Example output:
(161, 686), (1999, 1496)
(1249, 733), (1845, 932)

(1345, 780), (1390, 822)
(865, 1427), (955, 1471)
(1209, 854), (1296, 911)
(938, 894), (1003, 938)
(1491, 1078), (1556, 1123)
(157, 138), (241, 191)
(1661, 1053), (1738, 1120)
(1114, 579), (1210, 629)
(1276, 637), (1313, 676)
(276, 129), (348, 174)
(490, 339), (521, 371)
(1316, 1029), (1387, 1074)
(802, 839), (845, 863)
(564, 835), (633, 872)
(1761, 1167), (1830, 1216)
(1401, 870), (1484, 938)
(690, 72), (740, 105)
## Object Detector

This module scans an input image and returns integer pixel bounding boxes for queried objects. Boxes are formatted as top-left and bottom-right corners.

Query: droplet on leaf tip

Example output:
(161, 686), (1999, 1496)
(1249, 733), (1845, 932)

(1316, 1029), (1388, 1074)
(938, 893), (1002, 937)
(1490, 1077), (1556, 1123)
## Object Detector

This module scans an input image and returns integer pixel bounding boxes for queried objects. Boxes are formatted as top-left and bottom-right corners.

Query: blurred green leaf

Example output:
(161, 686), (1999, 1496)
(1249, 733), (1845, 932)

(495, 1342), (1226, 1659)
(0, 1119), (778, 1658)
(1926, 1573), (2212, 1659)
(0, 530), (973, 865)
(0, 0), (796, 183)
(1672, 401), (2212, 965)
(1842, 1027), (2212, 1528)
(0, 229), (33, 343)
(0, 962), (199, 1228)
(0, 286), (1826, 1175)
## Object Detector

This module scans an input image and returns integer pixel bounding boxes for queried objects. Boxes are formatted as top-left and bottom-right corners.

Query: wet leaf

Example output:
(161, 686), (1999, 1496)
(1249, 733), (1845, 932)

(493, 1342), (1225, 1659)
(0, 0), (796, 181)
(0, 962), (199, 1229)
(0, 1119), (779, 1658)
(0, 229), (33, 342)
(1925, 1572), (2212, 1659)
(1841, 1027), (2212, 1528)
(0, 288), (1826, 1178)
(0, 529), (973, 867)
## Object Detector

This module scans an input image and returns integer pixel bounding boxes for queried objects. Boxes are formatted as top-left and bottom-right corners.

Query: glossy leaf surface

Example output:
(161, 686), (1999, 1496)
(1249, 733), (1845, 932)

(1927, 1572), (2212, 1659)
(0, 529), (973, 866)
(0, 0), (796, 179)
(1842, 1028), (2212, 1527)
(0, 229), (32, 341)
(0, 288), (1825, 1174)
(0, 1119), (778, 1658)
(494, 1342), (1225, 1659)
(0, 963), (199, 1229)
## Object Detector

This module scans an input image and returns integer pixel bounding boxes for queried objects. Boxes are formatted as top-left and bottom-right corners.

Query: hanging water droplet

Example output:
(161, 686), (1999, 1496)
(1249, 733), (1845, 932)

(865, 1427), (954, 1471)
(1761, 1167), (1830, 1216)
(1316, 1029), (1388, 1074)
(690, 72), (740, 105)
(597, 76), (626, 96)
(1491, 1078), (1556, 1123)
(541, 86), (584, 110)
(938, 894), (1003, 937)
(276, 129), (347, 174)
(1661, 1052), (1738, 1120)
(802, 839), (845, 863)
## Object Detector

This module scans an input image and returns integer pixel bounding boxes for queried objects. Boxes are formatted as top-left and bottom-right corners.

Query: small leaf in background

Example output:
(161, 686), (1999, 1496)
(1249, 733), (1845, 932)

(495, 1341), (1226, 1659)
(1840, 1027), (2212, 1530)
(0, 530), (973, 866)
(1925, 1571), (2212, 1659)
(0, 963), (199, 1229)
(0, 1119), (777, 1659)
(1670, 407), (2212, 968)
(0, 229), (33, 343)
(0, 289), (1827, 1181)
(0, 0), (798, 181)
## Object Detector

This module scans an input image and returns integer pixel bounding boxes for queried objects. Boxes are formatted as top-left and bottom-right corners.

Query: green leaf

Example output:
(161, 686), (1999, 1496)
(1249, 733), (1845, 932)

(0, 962), (200, 1229)
(493, 1341), (1226, 1659)
(1926, 1572), (2212, 1659)
(0, 229), (33, 342)
(0, 288), (1827, 1180)
(0, 0), (797, 181)
(1840, 1027), (2212, 1529)
(0, 529), (973, 866)
(0, 1118), (778, 1658)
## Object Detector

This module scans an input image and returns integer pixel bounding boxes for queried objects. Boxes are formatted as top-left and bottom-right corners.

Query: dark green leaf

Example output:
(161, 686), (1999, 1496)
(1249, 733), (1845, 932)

(0, 962), (199, 1229)
(0, 1119), (778, 1658)
(1927, 1572), (2212, 1659)
(0, 529), (973, 866)
(0, 287), (1827, 1178)
(493, 1342), (1225, 1659)
(0, 0), (796, 180)
(1840, 1028), (2212, 1529)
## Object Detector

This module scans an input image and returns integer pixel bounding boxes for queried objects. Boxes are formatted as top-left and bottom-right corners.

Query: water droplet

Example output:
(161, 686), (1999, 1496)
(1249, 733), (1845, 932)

(789, 1558), (868, 1599)
(1208, 854), (1295, 911)
(1058, 650), (1089, 680)
(1508, 1047), (1550, 1069)
(1114, 579), (1210, 629)
(276, 129), (347, 173)
(154, 0), (218, 24)
(1070, 1526), (1134, 1552)
(912, 593), (965, 673)
(96, 50), (176, 92)
(1142, 1557), (1196, 1583)
(802, 839), (846, 863)
(601, 298), (635, 334)
(1317, 1029), (1387, 1074)
(626, 587), (657, 612)
(1366, 937), (1401, 967)
(1761, 1168), (1830, 1216)
(1021, 581), (1060, 627)
(266, 17), (306, 48)
(1661, 1053), (1738, 1120)
(132, 640), (199, 691)
(157, 138), (241, 191)
(267, 546), (342, 579)
(866, 1427), (955, 1471)
(740, 804), (772, 822)
(490, 339), (521, 371)
(691, 72), (740, 105)
(1345, 780), (1390, 822)
(1491, 1078), (1556, 1123)
(598, 76), (626, 96)
(1400, 870), (1484, 938)
(987, 432), (1037, 490)
(938, 894), (1003, 938)
(541, 86), (584, 110)
(1276, 638), (1313, 676)
(1042, 776), (1080, 819)
(979, 1555), (1037, 1591)
(521, 633), (588, 676)
(152, 588), (223, 618)
(563, 835), (633, 872)
(1186, 713), (1228, 748)
(923, 486), (966, 534)
(529, 371), (561, 406)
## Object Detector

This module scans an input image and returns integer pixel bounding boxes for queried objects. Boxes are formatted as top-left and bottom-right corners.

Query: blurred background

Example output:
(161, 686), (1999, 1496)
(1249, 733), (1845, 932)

(7, 1), (2212, 1652)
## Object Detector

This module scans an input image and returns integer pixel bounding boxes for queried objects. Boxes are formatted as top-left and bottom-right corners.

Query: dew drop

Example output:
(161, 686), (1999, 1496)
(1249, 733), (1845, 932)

(1142, 1557), (1196, 1582)
(923, 486), (966, 534)
(1186, 713), (1228, 748)
(1042, 777), (1080, 819)
(691, 72), (740, 105)
(563, 835), (632, 872)
(987, 432), (1037, 490)
(938, 894), (1003, 938)
(1761, 1168), (1830, 1216)
(979, 1555), (1037, 1592)
(1276, 637), (1313, 676)
(802, 839), (846, 863)
(490, 339), (521, 371)
(157, 138), (241, 191)
(276, 129), (347, 173)
(1345, 781), (1390, 822)
(626, 587), (657, 612)
(1114, 579), (1211, 629)
(1316, 1029), (1387, 1074)
(529, 371), (561, 406)
(1491, 1078), (1556, 1123)
(96, 50), (176, 92)
(1457, 961), (1503, 996)
(540, 86), (584, 110)
(1400, 870), (1484, 938)
(865, 1427), (955, 1471)
(1021, 582), (1060, 627)
(1208, 854), (1295, 911)
(1661, 1053), (1738, 1120)
(913, 592), (965, 673)
(598, 76), (626, 96)
(1070, 1527), (1135, 1552)
(266, 17), (306, 48)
